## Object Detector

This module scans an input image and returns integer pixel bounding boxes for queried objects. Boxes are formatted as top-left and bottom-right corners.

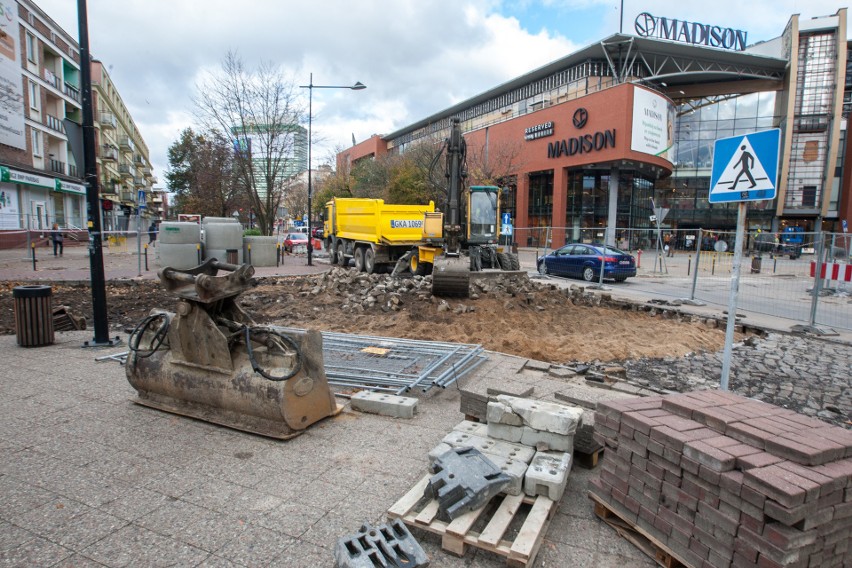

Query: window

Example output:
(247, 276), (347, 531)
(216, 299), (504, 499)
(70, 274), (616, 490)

(25, 33), (36, 64)
(802, 186), (817, 207)
(31, 128), (42, 157)
(29, 81), (38, 110)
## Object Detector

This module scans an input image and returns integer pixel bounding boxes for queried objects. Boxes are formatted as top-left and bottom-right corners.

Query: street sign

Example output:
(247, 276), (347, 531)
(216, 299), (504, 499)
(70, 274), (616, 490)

(709, 129), (780, 203)
(649, 215), (657, 222)
(843, 220), (848, 233)
(502, 212), (511, 225)
(137, 190), (146, 208)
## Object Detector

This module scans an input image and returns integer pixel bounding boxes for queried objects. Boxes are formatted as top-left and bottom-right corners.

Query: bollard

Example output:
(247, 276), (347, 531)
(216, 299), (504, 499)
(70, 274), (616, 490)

(13, 285), (54, 347)
(196, 243), (201, 264)
(31, 242), (37, 271)
(144, 243), (149, 271)
(773, 257), (777, 273)
(712, 254), (716, 275)
(687, 255), (691, 276)
(247, 243), (252, 265)
(637, 249), (642, 269)
(276, 243), (281, 267)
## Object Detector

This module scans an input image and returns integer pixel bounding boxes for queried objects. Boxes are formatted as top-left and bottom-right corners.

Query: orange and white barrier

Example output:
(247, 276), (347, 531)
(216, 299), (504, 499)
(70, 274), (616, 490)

(810, 261), (852, 283)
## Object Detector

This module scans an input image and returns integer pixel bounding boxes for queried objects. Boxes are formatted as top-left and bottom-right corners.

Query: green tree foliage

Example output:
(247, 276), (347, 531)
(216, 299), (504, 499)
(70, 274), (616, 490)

(385, 161), (430, 205)
(165, 128), (239, 218)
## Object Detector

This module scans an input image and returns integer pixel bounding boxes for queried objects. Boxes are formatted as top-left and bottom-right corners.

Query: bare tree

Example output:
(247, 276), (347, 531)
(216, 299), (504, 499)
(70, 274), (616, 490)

(465, 137), (527, 187)
(194, 52), (304, 235)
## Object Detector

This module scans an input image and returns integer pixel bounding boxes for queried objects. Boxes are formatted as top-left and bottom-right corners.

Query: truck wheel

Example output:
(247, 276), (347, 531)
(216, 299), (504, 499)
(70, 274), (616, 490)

(354, 247), (365, 272)
(330, 241), (340, 265)
(337, 248), (348, 267)
(364, 248), (376, 274)
(410, 253), (426, 276)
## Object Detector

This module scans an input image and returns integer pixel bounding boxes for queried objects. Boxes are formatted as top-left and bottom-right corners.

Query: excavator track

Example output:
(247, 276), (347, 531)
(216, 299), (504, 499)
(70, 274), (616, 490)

(431, 257), (470, 297)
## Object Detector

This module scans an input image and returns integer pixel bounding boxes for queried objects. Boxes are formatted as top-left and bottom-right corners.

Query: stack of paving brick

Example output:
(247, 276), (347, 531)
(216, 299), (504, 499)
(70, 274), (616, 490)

(590, 390), (852, 568)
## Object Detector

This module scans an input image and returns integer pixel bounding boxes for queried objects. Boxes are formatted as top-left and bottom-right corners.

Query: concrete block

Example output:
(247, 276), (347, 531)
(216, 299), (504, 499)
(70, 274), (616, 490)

(487, 400), (523, 426)
(441, 431), (535, 464)
(453, 420), (489, 437)
(496, 395), (583, 435)
(487, 421), (523, 443)
(350, 390), (418, 419)
(520, 426), (574, 452)
(524, 450), (573, 500)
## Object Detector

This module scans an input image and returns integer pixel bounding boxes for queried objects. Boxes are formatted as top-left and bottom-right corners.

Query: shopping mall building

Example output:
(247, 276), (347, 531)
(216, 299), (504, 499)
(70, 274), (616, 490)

(339, 9), (851, 249)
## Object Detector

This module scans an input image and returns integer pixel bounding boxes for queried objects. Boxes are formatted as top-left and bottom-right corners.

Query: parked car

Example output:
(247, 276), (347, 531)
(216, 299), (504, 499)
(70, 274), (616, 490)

(282, 232), (309, 253)
(537, 243), (637, 282)
(312, 226), (324, 239)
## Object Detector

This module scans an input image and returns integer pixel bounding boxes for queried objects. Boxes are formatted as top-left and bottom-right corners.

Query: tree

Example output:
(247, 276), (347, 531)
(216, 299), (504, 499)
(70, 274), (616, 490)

(194, 51), (304, 235)
(165, 128), (239, 218)
(465, 137), (526, 187)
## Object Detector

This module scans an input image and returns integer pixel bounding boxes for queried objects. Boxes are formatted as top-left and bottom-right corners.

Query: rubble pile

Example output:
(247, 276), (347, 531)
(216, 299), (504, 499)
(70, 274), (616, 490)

(252, 267), (701, 316)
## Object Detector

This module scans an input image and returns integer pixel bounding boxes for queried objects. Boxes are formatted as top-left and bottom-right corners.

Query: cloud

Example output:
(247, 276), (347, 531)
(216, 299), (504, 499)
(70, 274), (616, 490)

(33, 0), (850, 184)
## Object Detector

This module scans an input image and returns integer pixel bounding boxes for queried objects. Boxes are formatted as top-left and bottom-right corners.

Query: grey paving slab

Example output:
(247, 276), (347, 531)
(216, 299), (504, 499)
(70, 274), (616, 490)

(81, 524), (209, 567)
(0, 535), (74, 567)
(212, 523), (295, 567)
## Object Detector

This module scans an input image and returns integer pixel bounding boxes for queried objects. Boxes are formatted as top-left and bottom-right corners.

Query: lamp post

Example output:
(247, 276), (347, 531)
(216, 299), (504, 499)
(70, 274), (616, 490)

(300, 74), (366, 265)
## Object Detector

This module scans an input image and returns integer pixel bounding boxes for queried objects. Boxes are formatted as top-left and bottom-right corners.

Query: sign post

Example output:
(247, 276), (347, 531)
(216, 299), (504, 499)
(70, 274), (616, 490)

(709, 129), (780, 390)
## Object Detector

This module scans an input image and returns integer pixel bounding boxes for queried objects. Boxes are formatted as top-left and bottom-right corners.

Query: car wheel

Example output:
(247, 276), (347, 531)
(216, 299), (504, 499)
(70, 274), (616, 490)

(538, 261), (548, 275)
(583, 267), (595, 281)
(354, 247), (365, 272)
(364, 248), (376, 274)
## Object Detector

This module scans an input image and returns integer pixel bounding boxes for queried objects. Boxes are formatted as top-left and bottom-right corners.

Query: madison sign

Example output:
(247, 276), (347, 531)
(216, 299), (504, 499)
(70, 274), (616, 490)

(635, 12), (747, 52)
(546, 108), (616, 159)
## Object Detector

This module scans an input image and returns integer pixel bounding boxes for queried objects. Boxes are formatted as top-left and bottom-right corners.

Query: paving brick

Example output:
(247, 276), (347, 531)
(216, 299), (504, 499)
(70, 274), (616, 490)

(744, 465), (812, 508)
(683, 439), (737, 472)
(763, 498), (819, 526)
(763, 522), (818, 551)
(739, 451), (785, 471)
(720, 470), (744, 496)
(737, 526), (805, 566)
(622, 410), (665, 436)
(727, 422), (773, 449)
(680, 454), (701, 475)
(692, 406), (748, 433)
(766, 433), (845, 467)
(696, 500), (739, 536)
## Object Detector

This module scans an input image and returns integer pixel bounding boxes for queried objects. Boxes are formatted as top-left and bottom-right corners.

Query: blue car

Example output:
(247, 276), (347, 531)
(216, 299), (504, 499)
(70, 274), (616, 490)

(537, 243), (637, 282)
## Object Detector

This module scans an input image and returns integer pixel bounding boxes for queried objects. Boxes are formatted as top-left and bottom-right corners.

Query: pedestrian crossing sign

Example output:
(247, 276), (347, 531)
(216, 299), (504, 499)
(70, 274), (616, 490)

(709, 129), (781, 203)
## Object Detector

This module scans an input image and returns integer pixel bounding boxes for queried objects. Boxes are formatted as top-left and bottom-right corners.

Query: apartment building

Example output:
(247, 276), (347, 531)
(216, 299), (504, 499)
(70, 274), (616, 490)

(0, 0), (155, 239)
(92, 60), (156, 230)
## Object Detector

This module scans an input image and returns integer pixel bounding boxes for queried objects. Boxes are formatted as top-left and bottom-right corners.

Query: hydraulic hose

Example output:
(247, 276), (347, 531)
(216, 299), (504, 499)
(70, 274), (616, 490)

(127, 313), (170, 358)
(242, 326), (303, 382)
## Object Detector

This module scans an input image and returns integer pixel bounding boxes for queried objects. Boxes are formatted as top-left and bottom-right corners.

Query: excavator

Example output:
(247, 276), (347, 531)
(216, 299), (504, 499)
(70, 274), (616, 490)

(410, 118), (520, 296)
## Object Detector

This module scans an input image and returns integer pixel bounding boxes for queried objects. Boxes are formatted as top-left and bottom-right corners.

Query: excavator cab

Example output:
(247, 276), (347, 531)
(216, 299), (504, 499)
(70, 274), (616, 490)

(467, 186), (500, 245)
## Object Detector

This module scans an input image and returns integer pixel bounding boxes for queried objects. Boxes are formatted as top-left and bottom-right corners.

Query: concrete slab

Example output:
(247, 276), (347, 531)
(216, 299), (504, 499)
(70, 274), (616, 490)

(350, 390), (418, 418)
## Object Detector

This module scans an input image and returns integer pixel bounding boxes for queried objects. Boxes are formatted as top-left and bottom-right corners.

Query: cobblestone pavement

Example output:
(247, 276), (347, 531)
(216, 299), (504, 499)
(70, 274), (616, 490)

(624, 333), (852, 428)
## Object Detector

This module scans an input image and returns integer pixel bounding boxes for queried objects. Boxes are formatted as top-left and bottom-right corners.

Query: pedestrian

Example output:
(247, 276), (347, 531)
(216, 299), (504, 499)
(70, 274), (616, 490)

(663, 233), (673, 257)
(148, 221), (158, 246)
(50, 222), (64, 256)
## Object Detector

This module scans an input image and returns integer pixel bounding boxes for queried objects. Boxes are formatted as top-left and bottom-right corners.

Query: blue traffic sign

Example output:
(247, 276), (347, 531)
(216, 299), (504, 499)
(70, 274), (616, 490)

(502, 212), (511, 225)
(709, 129), (780, 203)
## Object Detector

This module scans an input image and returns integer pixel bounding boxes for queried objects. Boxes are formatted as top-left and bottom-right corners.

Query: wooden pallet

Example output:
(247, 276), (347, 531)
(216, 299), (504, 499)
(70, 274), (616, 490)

(388, 475), (557, 567)
(589, 492), (690, 568)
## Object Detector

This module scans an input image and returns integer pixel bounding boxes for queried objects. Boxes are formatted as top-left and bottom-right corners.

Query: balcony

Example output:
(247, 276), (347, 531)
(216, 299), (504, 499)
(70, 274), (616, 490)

(118, 164), (134, 179)
(100, 145), (118, 161)
(99, 113), (117, 129)
(142, 166), (152, 176)
(100, 178), (118, 194)
(118, 189), (135, 203)
(134, 176), (145, 187)
(45, 114), (65, 133)
(119, 136), (135, 153)
(68, 164), (78, 177)
(48, 158), (66, 175)
(64, 82), (80, 102)
(43, 68), (60, 89)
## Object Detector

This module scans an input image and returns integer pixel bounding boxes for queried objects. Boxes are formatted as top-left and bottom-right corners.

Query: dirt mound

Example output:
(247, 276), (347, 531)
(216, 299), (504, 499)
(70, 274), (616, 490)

(0, 269), (730, 364)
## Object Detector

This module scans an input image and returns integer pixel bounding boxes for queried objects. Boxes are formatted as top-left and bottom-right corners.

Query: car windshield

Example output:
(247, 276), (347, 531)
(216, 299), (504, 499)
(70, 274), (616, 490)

(290, 233), (307, 240)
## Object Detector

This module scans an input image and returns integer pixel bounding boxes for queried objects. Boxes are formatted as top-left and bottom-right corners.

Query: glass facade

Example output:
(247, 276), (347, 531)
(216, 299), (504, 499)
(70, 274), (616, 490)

(527, 171), (553, 229)
(655, 91), (783, 230)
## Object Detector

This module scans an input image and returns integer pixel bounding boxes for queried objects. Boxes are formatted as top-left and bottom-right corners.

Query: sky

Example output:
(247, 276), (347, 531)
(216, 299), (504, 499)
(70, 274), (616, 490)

(35, 0), (850, 188)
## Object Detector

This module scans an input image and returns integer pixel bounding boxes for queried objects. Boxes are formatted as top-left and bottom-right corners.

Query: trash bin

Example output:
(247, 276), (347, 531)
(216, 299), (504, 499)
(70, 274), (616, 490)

(13, 285), (54, 347)
(751, 256), (762, 274)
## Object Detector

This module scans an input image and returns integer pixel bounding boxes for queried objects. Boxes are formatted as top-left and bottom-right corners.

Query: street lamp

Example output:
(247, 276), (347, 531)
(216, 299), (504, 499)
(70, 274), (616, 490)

(300, 74), (366, 266)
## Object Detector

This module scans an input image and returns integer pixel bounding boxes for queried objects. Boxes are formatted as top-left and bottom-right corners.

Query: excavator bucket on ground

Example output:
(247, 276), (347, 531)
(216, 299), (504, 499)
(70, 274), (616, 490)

(125, 258), (342, 439)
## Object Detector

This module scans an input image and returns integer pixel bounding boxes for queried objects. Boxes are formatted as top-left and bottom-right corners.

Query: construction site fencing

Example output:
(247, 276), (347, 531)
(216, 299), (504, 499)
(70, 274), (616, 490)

(0, 213), (158, 255)
(514, 226), (851, 333)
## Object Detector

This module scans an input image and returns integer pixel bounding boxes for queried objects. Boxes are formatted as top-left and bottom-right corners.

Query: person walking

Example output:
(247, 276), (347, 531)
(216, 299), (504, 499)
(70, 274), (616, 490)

(148, 221), (158, 246)
(50, 222), (64, 256)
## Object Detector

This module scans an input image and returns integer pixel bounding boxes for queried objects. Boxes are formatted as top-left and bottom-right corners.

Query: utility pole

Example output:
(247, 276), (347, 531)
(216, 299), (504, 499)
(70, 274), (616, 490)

(78, 0), (118, 346)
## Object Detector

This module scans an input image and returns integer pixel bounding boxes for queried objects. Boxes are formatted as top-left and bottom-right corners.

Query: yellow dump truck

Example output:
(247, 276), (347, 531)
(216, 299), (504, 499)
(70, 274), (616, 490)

(324, 198), (435, 273)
